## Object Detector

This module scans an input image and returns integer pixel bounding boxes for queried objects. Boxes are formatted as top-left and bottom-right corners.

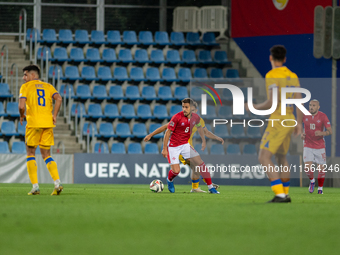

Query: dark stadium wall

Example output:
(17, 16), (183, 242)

(231, 0), (339, 156)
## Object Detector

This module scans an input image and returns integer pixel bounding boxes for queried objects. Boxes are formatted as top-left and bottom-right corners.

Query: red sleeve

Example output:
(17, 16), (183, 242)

(323, 114), (331, 128)
(193, 113), (201, 126)
(168, 114), (178, 132)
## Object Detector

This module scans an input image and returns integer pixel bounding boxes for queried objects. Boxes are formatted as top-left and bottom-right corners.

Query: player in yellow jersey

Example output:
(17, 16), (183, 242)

(19, 65), (63, 196)
(144, 100), (224, 192)
(246, 45), (303, 203)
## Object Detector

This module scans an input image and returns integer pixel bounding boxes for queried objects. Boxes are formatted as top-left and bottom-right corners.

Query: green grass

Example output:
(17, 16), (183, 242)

(1, 184), (340, 255)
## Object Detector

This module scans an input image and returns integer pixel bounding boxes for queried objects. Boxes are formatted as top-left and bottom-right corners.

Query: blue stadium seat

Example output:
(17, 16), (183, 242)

(111, 143), (126, 154)
(75, 29), (92, 45)
(88, 103), (104, 119)
(118, 49), (135, 63)
(71, 103), (87, 118)
(64, 66), (80, 81)
(126, 85), (142, 100)
(81, 66), (99, 82)
(6, 102), (20, 117)
(97, 66), (114, 82)
(42, 29), (59, 44)
(93, 85), (109, 100)
(130, 67), (147, 82)
(102, 48), (119, 64)
(221, 88), (233, 101)
(149, 123), (164, 139)
(0, 83), (12, 98)
(116, 123), (133, 138)
(82, 122), (98, 136)
(86, 48), (104, 63)
(198, 50), (214, 64)
(194, 144), (208, 155)
(178, 68), (192, 83)
(226, 69), (241, 80)
(123, 31), (140, 45)
(231, 125), (246, 139)
(174, 87), (188, 100)
(107, 30), (122, 45)
(0, 141), (10, 154)
(153, 105), (169, 119)
(139, 31), (156, 46)
(137, 105), (153, 119)
(166, 50), (183, 64)
(210, 144), (225, 155)
(202, 32), (219, 46)
(214, 51), (231, 65)
(121, 104), (136, 119)
(190, 87), (203, 101)
(193, 68), (208, 79)
(26, 28), (41, 42)
(182, 50), (199, 65)
(170, 32), (187, 46)
(227, 144), (241, 155)
(18, 121), (26, 135)
(170, 105), (182, 116)
(247, 127), (262, 139)
(214, 125), (230, 139)
(150, 50), (166, 64)
(132, 123), (147, 138)
(37, 47), (54, 61)
(11, 141), (26, 154)
(243, 144), (257, 155)
(48, 65), (64, 79)
(76, 85), (93, 100)
(59, 84), (75, 99)
(205, 124), (212, 131)
(210, 68), (223, 79)
(104, 104), (120, 119)
(53, 47), (70, 63)
(146, 67), (163, 82)
(128, 143), (142, 154)
(99, 123), (116, 138)
(0, 102), (7, 117)
(134, 49), (151, 64)
(91, 30), (108, 45)
(109, 86), (126, 100)
(218, 106), (232, 119)
(155, 31), (171, 46)
(114, 67), (131, 82)
(141, 86), (157, 101)
(144, 143), (159, 154)
(162, 68), (179, 83)
(70, 48), (87, 63)
(94, 142), (110, 153)
(205, 106), (217, 120)
(158, 86), (173, 101)
(58, 29), (75, 44)
(1, 121), (18, 136)
(186, 32), (202, 46)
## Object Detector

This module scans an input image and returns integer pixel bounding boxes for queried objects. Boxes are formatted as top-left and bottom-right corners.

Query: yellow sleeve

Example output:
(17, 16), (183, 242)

(19, 84), (27, 99)
(49, 84), (58, 98)
(200, 118), (206, 128)
(265, 71), (279, 99)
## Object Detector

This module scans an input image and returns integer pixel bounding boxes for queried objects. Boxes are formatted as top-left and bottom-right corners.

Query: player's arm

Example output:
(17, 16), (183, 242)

(19, 98), (26, 125)
(196, 124), (206, 151)
(315, 126), (332, 136)
(52, 93), (62, 125)
(203, 128), (224, 144)
(144, 123), (168, 142)
(246, 85), (278, 111)
(161, 129), (172, 158)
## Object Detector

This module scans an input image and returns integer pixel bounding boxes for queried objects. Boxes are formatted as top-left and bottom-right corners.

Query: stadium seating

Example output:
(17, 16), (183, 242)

(128, 143), (142, 154)
(139, 31), (156, 46)
(125, 85), (142, 100)
(231, 125), (247, 139)
(11, 141), (26, 154)
(134, 49), (151, 64)
(104, 104), (120, 119)
(137, 105), (153, 119)
(114, 67), (131, 82)
(93, 85), (109, 100)
(194, 143), (208, 155)
(190, 87), (203, 101)
(132, 123), (147, 138)
(214, 125), (230, 139)
(88, 104), (104, 119)
(109, 86), (126, 100)
(107, 30), (123, 45)
(75, 30), (92, 45)
(64, 66), (80, 81)
(146, 67), (163, 82)
(150, 50), (166, 64)
(0, 83), (12, 98)
(214, 51), (231, 65)
(111, 143), (126, 154)
(41, 29), (59, 44)
(82, 122), (98, 136)
(0, 102), (7, 117)
(6, 102), (20, 117)
(158, 86), (173, 101)
(193, 68), (208, 79)
(91, 30), (108, 45)
(174, 87), (188, 100)
(162, 68), (179, 83)
(118, 49), (135, 63)
(116, 123), (133, 138)
(144, 143), (159, 154)
(123, 31), (140, 45)
(202, 32), (218, 46)
(99, 123), (116, 138)
(70, 48), (87, 63)
(26, 28), (41, 42)
(149, 123), (163, 138)
(170, 32), (187, 46)
(153, 105), (168, 119)
(198, 50), (214, 64)
(18, 121), (26, 135)
(205, 106), (217, 120)
(218, 106), (232, 119)
(71, 103), (88, 118)
(49, 65), (64, 79)
(76, 85), (92, 100)
(58, 29), (75, 44)
(97, 66), (114, 82)
(170, 105), (182, 116)
(59, 84), (75, 98)
(1, 121), (18, 136)
(210, 68), (224, 79)
(226, 69), (241, 81)
(166, 50), (183, 64)
(222, 88), (233, 101)
(227, 144), (241, 155)
(182, 50), (199, 65)
(247, 127), (262, 139)
(94, 142), (109, 153)
(141, 86), (157, 100)
(81, 66), (99, 82)
(210, 144), (225, 155)
(0, 141), (10, 154)
(86, 48), (104, 63)
(178, 68), (192, 83)
(53, 47), (70, 63)
(102, 48), (119, 64)
(130, 67), (147, 82)
(243, 144), (257, 155)
(121, 104), (136, 119)
(155, 31), (171, 46)
(37, 47), (54, 61)
(186, 32), (202, 46)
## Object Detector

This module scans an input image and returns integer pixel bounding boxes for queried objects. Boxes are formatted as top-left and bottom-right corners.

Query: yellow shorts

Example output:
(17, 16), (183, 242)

(260, 121), (294, 155)
(179, 155), (187, 165)
(25, 127), (54, 149)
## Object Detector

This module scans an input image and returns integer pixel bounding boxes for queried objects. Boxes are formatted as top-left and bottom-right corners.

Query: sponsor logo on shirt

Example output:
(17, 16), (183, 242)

(317, 120), (321, 123)
(181, 122), (185, 126)
(170, 121), (174, 127)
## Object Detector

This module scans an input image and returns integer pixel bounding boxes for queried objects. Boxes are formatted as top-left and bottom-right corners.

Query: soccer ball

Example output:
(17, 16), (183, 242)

(150, 179), (164, 193)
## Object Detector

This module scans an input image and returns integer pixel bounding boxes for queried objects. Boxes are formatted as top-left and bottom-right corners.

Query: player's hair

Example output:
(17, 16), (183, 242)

(23, 64), (40, 78)
(270, 45), (286, 61)
(192, 100), (198, 109)
(310, 99), (320, 104)
(182, 98), (195, 106)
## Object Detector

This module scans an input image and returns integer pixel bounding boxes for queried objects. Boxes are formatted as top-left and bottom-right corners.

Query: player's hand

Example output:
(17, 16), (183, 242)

(217, 137), (224, 144)
(315, 130), (323, 136)
(201, 141), (206, 151)
(20, 115), (25, 125)
(301, 133), (306, 140)
(53, 115), (57, 125)
(144, 134), (152, 142)
(161, 148), (168, 158)
(294, 123), (302, 136)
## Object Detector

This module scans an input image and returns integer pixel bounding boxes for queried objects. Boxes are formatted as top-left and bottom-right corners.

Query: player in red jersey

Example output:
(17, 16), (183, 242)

(161, 98), (219, 194)
(301, 100), (332, 194)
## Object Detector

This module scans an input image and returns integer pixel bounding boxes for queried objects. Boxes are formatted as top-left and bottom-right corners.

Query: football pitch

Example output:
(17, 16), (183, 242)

(1, 184), (339, 255)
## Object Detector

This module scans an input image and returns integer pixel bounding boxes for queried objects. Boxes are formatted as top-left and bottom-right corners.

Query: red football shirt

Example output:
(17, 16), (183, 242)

(303, 111), (331, 149)
(167, 111), (201, 147)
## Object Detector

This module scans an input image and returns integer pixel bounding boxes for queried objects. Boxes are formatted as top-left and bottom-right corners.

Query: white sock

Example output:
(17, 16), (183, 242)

(33, 183), (39, 189)
(167, 177), (173, 182)
(310, 178), (315, 183)
(208, 184), (213, 189)
(318, 187), (323, 190)
(54, 179), (60, 188)
(277, 193), (286, 198)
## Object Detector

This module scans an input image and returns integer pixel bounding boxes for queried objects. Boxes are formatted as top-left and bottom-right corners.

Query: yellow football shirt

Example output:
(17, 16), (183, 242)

(19, 79), (58, 128)
(189, 117), (206, 146)
(265, 66), (300, 120)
